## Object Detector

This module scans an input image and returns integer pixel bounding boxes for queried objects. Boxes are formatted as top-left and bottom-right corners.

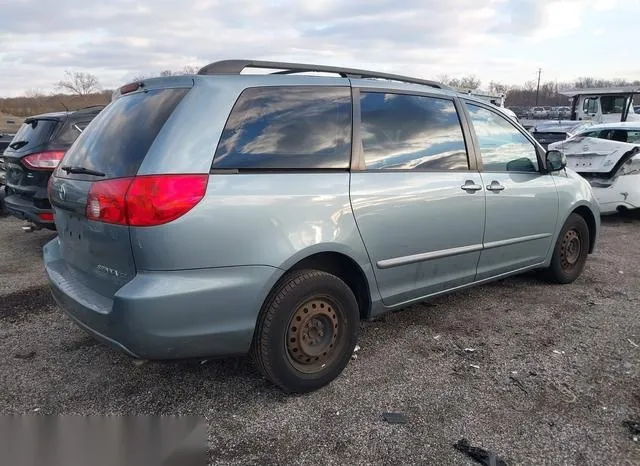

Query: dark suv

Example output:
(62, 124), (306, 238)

(1, 106), (103, 229)
(0, 133), (15, 214)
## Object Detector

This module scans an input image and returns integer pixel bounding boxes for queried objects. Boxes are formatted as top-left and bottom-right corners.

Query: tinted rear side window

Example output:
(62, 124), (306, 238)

(359, 92), (469, 170)
(55, 118), (96, 146)
(60, 88), (188, 179)
(6, 119), (58, 154)
(212, 86), (352, 170)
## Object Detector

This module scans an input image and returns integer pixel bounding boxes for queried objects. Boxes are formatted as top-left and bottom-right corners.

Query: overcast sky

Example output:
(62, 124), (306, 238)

(0, 0), (637, 97)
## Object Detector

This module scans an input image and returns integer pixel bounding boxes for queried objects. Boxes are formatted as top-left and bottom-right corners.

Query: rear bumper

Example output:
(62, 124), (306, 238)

(43, 237), (281, 359)
(4, 193), (55, 229)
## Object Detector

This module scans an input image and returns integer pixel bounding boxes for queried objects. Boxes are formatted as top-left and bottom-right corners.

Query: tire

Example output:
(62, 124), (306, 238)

(0, 187), (6, 217)
(251, 269), (359, 393)
(544, 213), (590, 284)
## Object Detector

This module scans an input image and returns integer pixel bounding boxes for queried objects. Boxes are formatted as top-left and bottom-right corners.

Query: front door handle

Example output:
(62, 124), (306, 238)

(461, 180), (483, 192)
(486, 181), (505, 192)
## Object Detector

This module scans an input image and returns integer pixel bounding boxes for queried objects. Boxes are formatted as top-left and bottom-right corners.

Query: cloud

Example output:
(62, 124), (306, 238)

(0, 0), (637, 96)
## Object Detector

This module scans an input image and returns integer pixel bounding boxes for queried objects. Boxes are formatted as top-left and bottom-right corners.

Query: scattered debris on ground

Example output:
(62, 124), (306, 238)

(454, 438), (508, 466)
(1, 213), (639, 463)
(509, 376), (528, 395)
(382, 412), (408, 425)
(13, 351), (36, 360)
(623, 420), (640, 442)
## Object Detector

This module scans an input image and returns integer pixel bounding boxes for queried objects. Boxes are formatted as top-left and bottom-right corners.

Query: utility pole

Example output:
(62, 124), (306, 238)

(535, 68), (542, 105)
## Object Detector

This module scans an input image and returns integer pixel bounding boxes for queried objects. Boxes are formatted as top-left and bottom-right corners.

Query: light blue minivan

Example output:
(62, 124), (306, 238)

(44, 60), (600, 392)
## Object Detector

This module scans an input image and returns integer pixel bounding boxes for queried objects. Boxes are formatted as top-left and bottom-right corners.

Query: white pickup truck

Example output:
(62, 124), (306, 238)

(560, 87), (640, 124)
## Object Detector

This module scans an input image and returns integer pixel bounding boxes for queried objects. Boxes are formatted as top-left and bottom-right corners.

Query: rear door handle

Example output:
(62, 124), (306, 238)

(461, 180), (483, 192)
(486, 181), (505, 192)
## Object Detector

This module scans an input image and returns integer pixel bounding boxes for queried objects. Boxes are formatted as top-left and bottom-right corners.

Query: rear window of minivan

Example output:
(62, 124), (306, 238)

(59, 88), (188, 179)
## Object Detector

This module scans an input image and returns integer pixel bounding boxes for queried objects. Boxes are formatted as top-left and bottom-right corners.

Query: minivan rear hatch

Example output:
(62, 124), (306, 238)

(49, 85), (190, 297)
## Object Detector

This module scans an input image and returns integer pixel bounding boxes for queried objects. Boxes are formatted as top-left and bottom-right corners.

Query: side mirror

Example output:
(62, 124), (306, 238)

(546, 149), (567, 172)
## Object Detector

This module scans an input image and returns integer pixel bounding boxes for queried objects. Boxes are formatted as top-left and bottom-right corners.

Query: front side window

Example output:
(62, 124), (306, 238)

(465, 103), (539, 172)
(583, 98), (599, 114)
(359, 92), (469, 170)
(212, 86), (352, 170)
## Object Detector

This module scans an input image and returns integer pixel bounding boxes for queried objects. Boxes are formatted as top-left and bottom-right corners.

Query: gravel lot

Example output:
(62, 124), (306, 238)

(1, 214), (639, 465)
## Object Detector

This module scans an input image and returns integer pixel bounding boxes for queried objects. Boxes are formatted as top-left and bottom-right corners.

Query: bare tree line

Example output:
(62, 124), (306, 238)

(0, 68), (200, 117)
(2, 69), (639, 119)
(439, 74), (640, 107)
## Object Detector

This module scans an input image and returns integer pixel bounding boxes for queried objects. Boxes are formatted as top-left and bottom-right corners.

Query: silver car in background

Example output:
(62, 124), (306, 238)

(44, 60), (600, 393)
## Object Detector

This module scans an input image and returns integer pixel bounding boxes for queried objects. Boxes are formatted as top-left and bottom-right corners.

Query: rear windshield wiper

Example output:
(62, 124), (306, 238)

(9, 140), (28, 150)
(60, 166), (106, 177)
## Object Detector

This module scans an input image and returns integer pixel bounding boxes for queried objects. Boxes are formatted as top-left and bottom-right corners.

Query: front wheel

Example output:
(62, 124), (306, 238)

(251, 269), (359, 393)
(544, 213), (590, 284)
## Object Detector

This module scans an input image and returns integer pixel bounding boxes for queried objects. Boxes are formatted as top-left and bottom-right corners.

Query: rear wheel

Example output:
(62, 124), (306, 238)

(0, 188), (6, 216)
(544, 213), (590, 284)
(251, 269), (359, 393)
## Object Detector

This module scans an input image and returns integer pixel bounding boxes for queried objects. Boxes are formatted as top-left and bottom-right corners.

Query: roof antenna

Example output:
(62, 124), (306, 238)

(58, 100), (69, 112)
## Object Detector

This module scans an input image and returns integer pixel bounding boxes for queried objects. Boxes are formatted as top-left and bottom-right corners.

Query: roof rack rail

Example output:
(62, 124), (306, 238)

(197, 59), (448, 90)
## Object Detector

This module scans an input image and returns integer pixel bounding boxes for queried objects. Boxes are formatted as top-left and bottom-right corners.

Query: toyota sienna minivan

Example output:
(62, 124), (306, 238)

(45, 60), (600, 393)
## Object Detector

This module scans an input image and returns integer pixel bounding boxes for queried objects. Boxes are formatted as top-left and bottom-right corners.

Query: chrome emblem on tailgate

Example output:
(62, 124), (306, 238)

(96, 264), (127, 279)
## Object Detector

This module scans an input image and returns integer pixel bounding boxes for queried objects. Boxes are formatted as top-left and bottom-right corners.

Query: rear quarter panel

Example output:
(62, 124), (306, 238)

(129, 173), (382, 303)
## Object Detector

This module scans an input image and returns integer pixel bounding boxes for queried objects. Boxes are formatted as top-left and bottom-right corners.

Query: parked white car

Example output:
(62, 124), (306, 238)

(549, 122), (640, 214)
(532, 107), (548, 119)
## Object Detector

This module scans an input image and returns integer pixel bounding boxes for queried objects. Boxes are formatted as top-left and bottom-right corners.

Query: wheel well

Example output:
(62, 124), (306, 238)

(572, 206), (597, 253)
(288, 252), (371, 319)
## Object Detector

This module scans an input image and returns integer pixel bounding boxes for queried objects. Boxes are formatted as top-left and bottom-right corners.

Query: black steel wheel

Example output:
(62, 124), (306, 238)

(545, 213), (590, 284)
(251, 269), (359, 393)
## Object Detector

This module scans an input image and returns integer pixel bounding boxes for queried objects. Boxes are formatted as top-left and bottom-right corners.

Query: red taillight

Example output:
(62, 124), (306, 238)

(86, 175), (208, 227)
(38, 212), (54, 222)
(126, 175), (208, 226)
(22, 151), (65, 169)
(86, 178), (133, 225)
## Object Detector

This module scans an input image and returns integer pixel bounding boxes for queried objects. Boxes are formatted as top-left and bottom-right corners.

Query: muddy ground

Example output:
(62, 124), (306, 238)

(0, 214), (638, 465)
